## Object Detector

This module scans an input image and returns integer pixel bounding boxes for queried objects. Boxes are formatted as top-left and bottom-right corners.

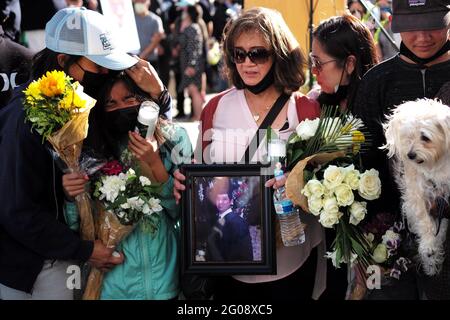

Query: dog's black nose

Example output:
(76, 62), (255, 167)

(407, 151), (417, 160)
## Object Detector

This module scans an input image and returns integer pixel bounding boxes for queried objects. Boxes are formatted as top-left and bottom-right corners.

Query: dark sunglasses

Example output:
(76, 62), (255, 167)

(232, 47), (272, 64)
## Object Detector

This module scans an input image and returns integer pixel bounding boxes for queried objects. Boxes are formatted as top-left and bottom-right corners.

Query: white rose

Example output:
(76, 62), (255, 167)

(372, 244), (388, 263)
(334, 184), (354, 207)
(358, 169), (382, 200)
(343, 165), (360, 190)
(308, 196), (323, 216)
(319, 210), (343, 228)
(323, 165), (346, 190)
(295, 118), (320, 140)
(349, 201), (367, 225)
(139, 176), (151, 187)
(302, 179), (325, 198)
(323, 197), (339, 215)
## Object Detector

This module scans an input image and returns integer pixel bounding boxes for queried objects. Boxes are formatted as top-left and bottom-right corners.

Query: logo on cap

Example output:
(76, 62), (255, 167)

(99, 33), (113, 51)
(408, 0), (426, 6)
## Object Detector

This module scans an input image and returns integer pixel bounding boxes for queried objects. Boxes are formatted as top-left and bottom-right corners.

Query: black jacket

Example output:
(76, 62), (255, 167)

(0, 86), (93, 293)
(352, 55), (450, 216)
(0, 26), (33, 108)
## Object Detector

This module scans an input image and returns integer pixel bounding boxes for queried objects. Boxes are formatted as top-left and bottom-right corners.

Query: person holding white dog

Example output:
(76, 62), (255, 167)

(353, 0), (450, 299)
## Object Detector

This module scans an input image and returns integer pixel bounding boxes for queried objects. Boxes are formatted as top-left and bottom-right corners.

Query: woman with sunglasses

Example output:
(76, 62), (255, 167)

(307, 14), (378, 300)
(309, 14), (378, 112)
(174, 7), (327, 300)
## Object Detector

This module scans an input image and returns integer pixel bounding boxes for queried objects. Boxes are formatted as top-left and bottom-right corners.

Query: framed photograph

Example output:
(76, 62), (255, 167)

(181, 164), (276, 275)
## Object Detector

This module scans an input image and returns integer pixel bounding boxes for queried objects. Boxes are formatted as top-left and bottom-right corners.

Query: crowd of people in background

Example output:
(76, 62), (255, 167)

(1, 0), (450, 301)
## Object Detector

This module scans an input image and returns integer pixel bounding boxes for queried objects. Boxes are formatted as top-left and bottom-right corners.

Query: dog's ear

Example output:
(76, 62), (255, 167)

(438, 111), (450, 149)
(382, 113), (400, 158)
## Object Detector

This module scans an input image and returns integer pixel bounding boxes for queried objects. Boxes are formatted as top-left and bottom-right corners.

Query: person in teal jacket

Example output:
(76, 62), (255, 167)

(63, 69), (192, 300)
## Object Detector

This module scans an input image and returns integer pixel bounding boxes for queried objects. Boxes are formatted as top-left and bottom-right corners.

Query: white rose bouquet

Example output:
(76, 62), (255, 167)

(301, 163), (381, 270)
(284, 106), (382, 273)
(82, 160), (163, 300)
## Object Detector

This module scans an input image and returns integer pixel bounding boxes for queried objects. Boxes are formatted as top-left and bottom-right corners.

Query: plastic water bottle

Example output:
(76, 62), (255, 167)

(273, 163), (305, 246)
(135, 100), (160, 139)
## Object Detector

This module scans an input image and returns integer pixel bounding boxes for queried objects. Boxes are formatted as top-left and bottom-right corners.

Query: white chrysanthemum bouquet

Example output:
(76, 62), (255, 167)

(83, 160), (163, 300)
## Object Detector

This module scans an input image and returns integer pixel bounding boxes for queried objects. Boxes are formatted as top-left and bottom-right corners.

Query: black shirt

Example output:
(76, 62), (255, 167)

(352, 54), (450, 216)
(0, 27), (33, 108)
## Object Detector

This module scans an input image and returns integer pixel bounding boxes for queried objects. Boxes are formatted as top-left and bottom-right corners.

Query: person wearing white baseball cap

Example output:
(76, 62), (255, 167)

(0, 6), (168, 300)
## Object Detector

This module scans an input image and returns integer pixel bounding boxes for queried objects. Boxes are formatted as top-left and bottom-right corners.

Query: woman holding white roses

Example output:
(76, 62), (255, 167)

(173, 7), (327, 301)
(63, 72), (192, 300)
(304, 14), (379, 300)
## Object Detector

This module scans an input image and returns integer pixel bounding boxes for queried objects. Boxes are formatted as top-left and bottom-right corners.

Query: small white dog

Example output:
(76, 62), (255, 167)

(383, 98), (450, 276)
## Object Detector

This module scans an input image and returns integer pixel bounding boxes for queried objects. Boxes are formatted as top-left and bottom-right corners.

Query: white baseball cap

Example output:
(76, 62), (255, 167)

(45, 7), (138, 70)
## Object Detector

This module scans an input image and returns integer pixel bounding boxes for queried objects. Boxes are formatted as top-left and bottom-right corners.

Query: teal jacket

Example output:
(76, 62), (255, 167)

(65, 124), (192, 300)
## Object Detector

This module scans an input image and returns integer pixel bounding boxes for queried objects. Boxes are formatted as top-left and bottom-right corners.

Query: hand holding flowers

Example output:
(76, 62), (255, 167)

(23, 70), (96, 240)
(83, 160), (163, 300)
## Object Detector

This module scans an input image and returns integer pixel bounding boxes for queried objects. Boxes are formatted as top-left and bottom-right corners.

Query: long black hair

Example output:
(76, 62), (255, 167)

(313, 14), (378, 109)
(30, 48), (80, 80)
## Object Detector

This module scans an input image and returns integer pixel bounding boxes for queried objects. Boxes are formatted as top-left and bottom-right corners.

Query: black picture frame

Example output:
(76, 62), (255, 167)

(180, 163), (276, 275)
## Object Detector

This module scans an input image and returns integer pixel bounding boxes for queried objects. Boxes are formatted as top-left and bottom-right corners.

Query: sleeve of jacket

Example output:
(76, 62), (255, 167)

(0, 106), (93, 262)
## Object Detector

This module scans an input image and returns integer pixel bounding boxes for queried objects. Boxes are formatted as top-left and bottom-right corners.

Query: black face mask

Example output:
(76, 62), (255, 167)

(243, 64), (275, 94)
(81, 71), (111, 98)
(104, 105), (140, 136)
(318, 85), (349, 107)
(400, 40), (450, 67)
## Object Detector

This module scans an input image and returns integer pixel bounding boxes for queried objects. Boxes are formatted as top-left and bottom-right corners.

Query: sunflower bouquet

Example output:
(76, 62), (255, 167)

(23, 70), (97, 240)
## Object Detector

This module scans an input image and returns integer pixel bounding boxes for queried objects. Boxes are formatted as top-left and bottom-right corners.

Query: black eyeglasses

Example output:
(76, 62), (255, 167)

(309, 53), (337, 72)
(232, 47), (272, 64)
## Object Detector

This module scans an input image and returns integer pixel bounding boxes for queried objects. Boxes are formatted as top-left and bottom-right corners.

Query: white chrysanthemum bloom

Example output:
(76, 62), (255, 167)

(382, 230), (400, 246)
(117, 211), (126, 218)
(308, 196), (323, 216)
(127, 196), (145, 211)
(349, 201), (367, 226)
(127, 168), (136, 177)
(343, 165), (360, 190)
(139, 176), (151, 187)
(373, 244), (388, 263)
(120, 202), (131, 209)
(301, 179), (324, 198)
(323, 165), (346, 190)
(334, 184), (354, 206)
(99, 175), (127, 202)
(295, 118), (320, 140)
(319, 210), (342, 228)
(358, 169), (381, 200)
(149, 198), (163, 213)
